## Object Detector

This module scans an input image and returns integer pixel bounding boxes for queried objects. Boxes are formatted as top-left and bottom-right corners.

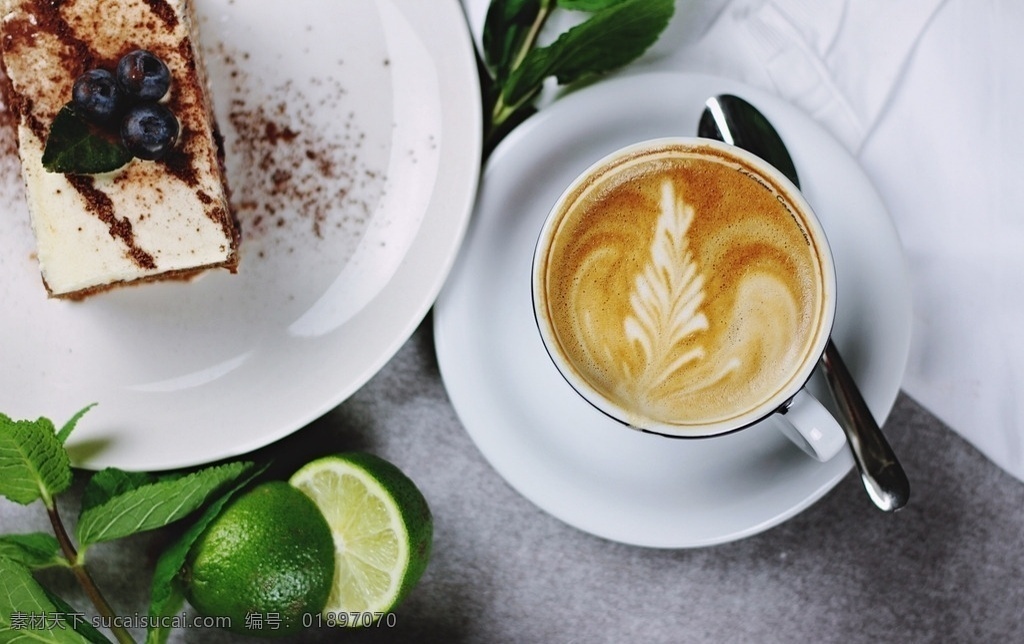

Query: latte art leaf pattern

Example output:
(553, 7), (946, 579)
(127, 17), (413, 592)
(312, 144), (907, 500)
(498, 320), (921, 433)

(623, 180), (726, 393)
(542, 145), (825, 427)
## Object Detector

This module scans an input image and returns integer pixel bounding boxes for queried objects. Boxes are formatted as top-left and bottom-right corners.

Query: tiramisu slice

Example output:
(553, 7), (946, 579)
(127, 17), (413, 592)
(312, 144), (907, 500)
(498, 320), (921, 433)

(1, 0), (238, 299)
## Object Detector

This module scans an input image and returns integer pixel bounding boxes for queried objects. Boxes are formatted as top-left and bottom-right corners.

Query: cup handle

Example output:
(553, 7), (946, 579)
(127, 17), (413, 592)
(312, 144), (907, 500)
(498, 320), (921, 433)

(777, 389), (846, 461)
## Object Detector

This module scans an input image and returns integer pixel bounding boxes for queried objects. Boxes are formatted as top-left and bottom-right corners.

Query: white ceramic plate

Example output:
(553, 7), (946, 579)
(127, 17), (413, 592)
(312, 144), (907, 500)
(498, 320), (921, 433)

(0, 0), (481, 470)
(434, 72), (911, 548)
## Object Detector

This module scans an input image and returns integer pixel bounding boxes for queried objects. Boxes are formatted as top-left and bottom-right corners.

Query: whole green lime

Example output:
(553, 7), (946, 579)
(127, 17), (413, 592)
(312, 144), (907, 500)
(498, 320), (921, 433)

(184, 481), (335, 637)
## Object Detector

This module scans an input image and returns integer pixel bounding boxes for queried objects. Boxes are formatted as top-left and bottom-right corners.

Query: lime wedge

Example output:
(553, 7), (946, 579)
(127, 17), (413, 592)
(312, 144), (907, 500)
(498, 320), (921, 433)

(289, 453), (432, 622)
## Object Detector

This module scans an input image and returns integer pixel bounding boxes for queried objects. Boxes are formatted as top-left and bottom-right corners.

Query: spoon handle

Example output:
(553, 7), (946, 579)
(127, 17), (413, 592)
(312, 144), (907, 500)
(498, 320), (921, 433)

(700, 93), (910, 510)
(821, 339), (910, 511)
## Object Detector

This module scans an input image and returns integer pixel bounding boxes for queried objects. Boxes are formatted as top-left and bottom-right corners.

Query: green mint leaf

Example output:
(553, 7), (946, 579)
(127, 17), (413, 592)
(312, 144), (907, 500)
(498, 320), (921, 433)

(0, 413), (73, 507)
(483, 0), (544, 84)
(42, 104), (132, 175)
(80, 467), (156, 516)
(75, 461), (253, 547)
(41, 587), (113, 644)
(56, 404), (97, 445)
(146, 463), (267, 644)
(557, 0), (629, 10)
(502, 0), (674, 107)
(0, 533), (66, 570)
(0, 557), (92, 643)
(144, 597), (182, 644)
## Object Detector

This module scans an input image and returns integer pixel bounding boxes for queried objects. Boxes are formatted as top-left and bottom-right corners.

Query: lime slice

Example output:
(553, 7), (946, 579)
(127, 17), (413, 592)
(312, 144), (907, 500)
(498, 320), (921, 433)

(289, 452), (433, 621)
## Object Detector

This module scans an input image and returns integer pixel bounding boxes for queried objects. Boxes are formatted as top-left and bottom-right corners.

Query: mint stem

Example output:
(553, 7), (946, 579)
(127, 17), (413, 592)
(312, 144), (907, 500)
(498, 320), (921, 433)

(489, 0), (555, 129)
(510, 0), (554, 71)
(47, 501), (136, 644)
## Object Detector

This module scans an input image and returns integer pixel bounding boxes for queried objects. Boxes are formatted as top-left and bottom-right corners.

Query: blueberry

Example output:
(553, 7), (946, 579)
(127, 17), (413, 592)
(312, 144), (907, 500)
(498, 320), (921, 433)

(72, 69), (123, 122)
(121, 103), (179, 160)
(116, 50), (171, 101)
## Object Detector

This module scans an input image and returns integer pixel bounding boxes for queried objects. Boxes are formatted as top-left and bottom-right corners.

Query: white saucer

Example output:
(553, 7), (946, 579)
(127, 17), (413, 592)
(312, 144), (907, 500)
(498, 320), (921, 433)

(433, 72), (911, 548)
(0, 0), (480, 470)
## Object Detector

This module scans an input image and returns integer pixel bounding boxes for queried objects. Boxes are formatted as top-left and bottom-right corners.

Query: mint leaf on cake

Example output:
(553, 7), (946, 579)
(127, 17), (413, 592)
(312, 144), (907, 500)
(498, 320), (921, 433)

(41, 104), (133, 174)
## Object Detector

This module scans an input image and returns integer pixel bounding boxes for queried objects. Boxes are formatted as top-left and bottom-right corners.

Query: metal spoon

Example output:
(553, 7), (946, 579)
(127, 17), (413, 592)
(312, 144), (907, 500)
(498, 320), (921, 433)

(699, 94), (910, 511)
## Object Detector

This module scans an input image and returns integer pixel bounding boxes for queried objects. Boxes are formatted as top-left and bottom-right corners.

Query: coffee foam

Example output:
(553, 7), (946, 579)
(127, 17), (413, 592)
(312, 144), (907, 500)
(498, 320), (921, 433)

(536, 143), (829, 428)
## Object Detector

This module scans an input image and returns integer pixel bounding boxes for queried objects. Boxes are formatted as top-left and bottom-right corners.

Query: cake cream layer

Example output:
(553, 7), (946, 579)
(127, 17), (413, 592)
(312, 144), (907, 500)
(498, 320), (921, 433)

(0, 0), (237, 298)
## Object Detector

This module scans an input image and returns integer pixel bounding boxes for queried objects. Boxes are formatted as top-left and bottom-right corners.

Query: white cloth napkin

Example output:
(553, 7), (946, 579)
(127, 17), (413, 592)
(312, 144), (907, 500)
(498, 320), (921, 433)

(461, 0), (1024, 483)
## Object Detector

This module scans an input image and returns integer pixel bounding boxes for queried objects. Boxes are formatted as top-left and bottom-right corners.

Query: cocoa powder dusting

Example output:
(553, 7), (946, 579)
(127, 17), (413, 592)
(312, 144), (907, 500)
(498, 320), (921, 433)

(142, 0), (180, 29)
(67, 175), (157, 269)
(211, 43), (384, 249)
(0, 71), (25, 213)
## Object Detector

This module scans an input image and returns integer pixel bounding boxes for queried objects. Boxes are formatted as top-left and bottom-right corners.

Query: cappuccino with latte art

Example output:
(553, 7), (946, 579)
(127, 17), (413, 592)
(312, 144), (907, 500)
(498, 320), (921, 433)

(533, 138), (837, 438)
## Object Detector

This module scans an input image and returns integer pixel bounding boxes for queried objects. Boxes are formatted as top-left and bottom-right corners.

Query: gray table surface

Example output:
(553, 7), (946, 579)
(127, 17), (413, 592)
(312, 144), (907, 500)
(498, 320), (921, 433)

(4, 315), (1023, 643)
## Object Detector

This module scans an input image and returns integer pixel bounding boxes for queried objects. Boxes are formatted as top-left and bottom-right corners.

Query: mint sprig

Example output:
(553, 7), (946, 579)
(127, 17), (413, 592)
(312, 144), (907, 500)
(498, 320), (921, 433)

(41, 104), (132, 175)
(0, 407), (257, 644)
(481, 0), (675, 154)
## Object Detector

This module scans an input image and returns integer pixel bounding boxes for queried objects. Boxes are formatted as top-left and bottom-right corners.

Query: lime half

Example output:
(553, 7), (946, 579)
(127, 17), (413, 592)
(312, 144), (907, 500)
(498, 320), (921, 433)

(289, 453), (433, 621)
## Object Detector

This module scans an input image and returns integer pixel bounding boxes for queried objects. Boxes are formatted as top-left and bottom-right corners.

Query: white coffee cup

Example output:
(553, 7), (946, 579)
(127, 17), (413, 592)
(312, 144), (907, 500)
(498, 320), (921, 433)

(532, 137), (845, 461)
